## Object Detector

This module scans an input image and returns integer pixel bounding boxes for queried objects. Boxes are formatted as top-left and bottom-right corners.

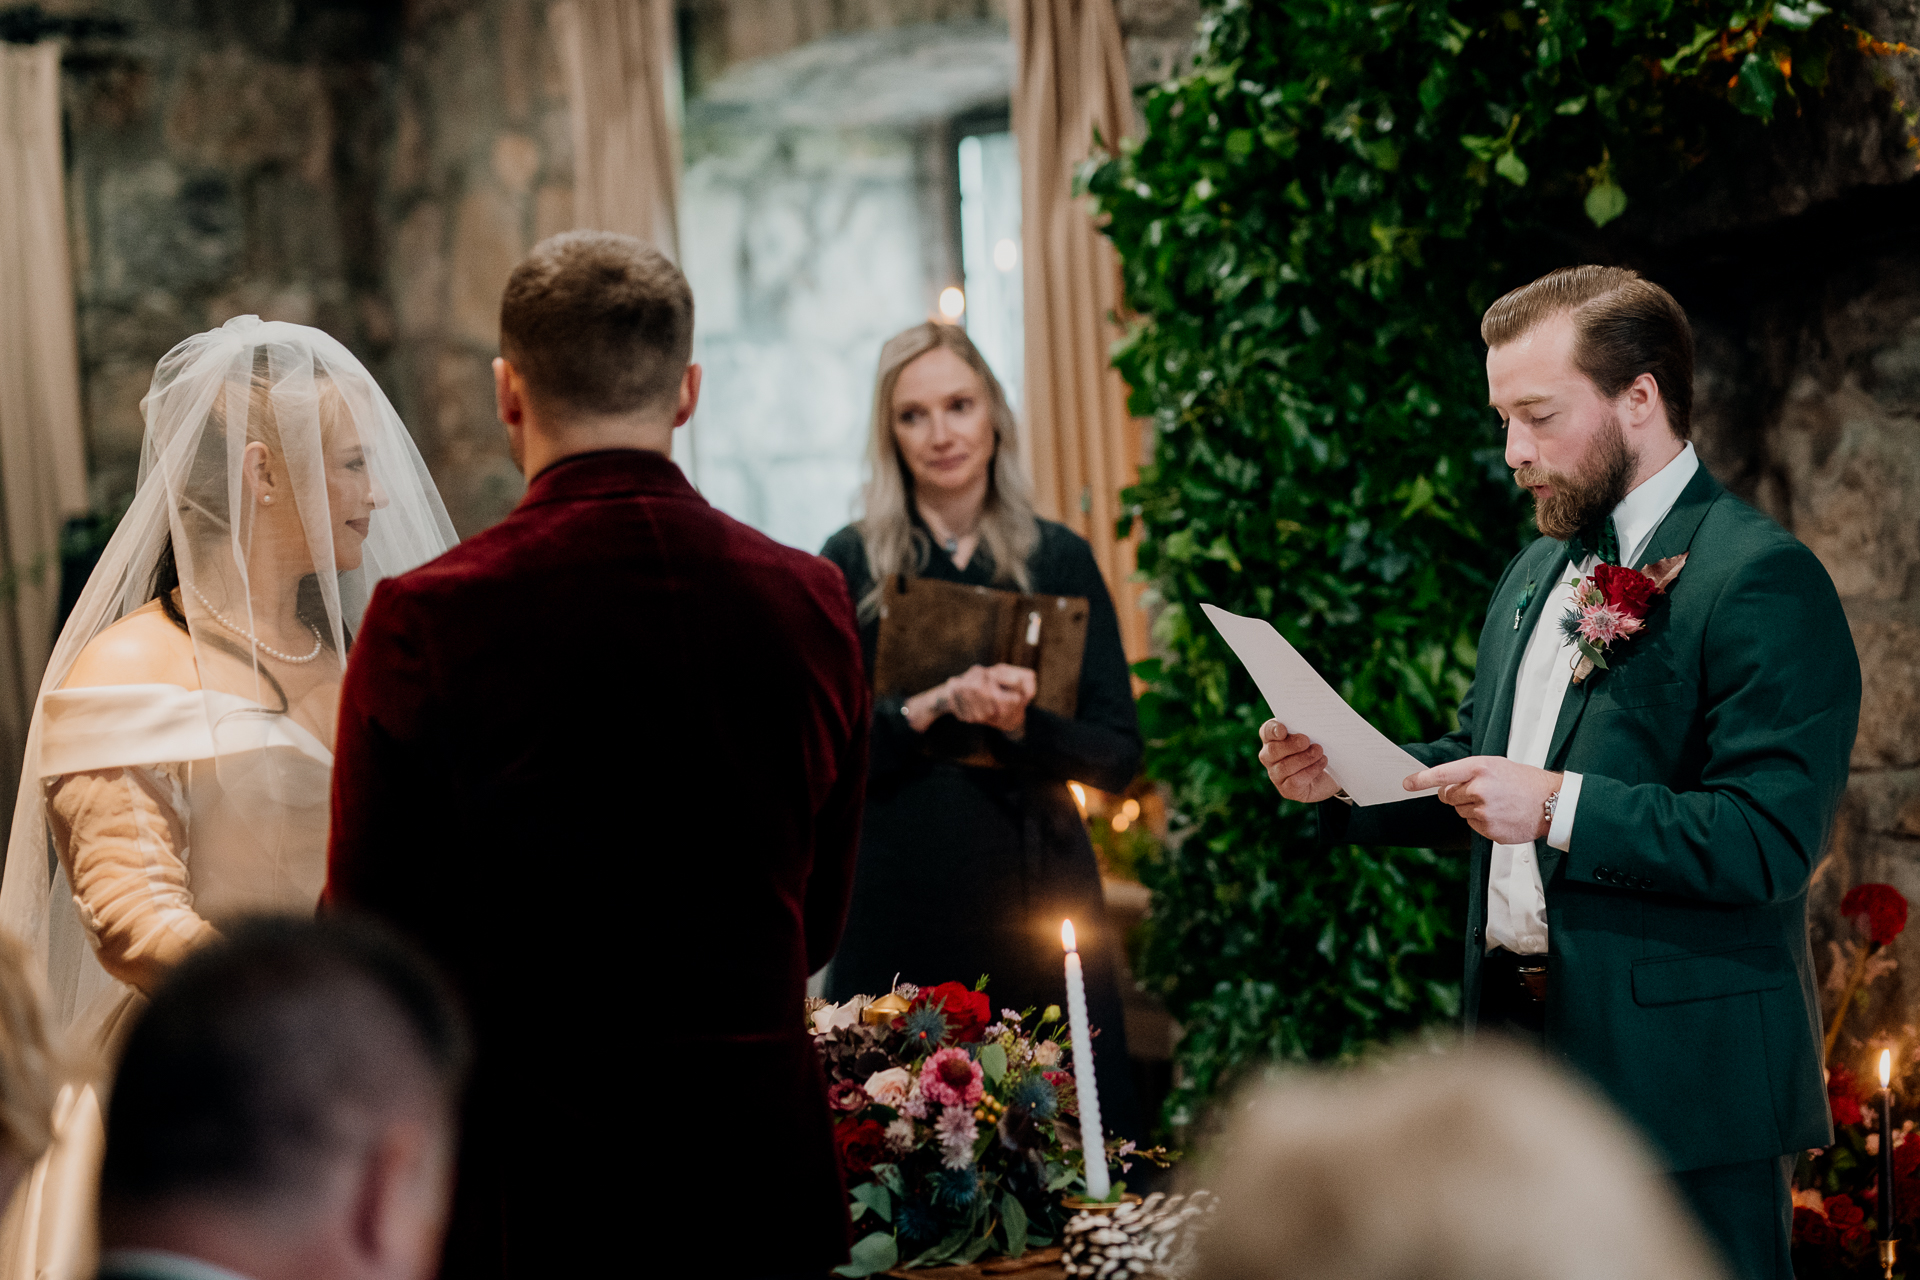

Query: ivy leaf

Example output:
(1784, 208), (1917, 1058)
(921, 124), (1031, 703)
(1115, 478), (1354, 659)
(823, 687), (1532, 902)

(978, 1042), (1009, 1085)
(1731, 49), (1784, 118)
(1659, 24), (1720, 74)
(1494, 150), (1530, 186)
(1458, 133), (1503, 161)
(1584, 180), (1628, 227)
(1771, 0), (1829, 30)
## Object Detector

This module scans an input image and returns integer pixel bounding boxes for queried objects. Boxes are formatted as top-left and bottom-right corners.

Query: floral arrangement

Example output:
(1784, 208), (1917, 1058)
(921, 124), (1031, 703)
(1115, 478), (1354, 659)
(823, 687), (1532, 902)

(1558, 555), (1686, 683)
(1794, 883), (1914, 1277)
(807, 977), (1165, 1277)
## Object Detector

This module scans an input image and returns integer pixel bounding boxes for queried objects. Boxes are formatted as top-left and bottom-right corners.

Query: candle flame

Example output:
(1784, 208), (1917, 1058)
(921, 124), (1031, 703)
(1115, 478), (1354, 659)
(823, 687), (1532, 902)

(1883, 1048), (1894, 1089)
(1061, 919), (1077, 952)
(1069, 783), (1087, 816)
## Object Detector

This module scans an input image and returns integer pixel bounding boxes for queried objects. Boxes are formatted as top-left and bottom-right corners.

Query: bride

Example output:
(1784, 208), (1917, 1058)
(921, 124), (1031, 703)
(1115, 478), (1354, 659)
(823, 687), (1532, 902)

(0, 316), (457, 1278)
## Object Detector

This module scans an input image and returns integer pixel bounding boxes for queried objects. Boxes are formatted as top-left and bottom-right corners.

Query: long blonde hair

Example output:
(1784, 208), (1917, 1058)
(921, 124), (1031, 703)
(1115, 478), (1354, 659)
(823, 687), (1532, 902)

(856, 322), (1039, 620)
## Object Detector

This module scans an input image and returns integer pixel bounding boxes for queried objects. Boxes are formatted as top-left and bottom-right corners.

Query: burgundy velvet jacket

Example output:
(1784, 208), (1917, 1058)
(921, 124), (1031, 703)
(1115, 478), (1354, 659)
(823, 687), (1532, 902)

(326, 450), (869, 1279)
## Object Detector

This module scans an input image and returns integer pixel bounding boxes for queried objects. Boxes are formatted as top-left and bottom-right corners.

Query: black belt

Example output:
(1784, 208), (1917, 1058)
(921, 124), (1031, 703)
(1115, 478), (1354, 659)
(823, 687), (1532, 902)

(1486, 946), (1549, 1006)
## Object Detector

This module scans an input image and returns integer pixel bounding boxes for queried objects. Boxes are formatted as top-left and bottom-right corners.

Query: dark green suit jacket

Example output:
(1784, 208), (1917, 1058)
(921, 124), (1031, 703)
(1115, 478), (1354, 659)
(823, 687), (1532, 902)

(1324, 464), (1860, 1170)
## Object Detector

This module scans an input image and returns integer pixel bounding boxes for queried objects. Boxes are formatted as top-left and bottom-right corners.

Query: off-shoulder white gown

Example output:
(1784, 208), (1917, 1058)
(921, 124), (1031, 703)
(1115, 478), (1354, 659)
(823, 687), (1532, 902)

(0, 682), (332, 1280)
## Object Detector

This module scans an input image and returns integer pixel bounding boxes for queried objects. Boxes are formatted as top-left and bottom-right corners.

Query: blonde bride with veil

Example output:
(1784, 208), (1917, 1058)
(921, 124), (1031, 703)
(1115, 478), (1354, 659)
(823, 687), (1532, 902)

(0, 316), (458, 1279)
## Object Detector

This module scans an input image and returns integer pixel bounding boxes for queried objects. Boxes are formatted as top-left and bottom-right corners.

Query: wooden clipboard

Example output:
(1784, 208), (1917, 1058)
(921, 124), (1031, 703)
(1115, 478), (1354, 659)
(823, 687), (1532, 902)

(873, 575), (1090, 764)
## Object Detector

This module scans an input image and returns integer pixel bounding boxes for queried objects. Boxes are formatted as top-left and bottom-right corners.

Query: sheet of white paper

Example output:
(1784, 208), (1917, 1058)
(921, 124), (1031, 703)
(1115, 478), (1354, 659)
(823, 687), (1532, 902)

(1201, 603), (1439, 807)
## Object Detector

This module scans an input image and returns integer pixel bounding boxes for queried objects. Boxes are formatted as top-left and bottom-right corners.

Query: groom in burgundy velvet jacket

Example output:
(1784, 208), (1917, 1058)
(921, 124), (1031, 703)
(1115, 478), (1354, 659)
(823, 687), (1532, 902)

(327, 232), (870, 1280)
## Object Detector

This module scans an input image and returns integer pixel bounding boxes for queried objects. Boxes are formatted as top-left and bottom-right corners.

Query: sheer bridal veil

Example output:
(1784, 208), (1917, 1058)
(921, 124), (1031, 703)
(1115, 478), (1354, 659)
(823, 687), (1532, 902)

(0, 316), (457, 1038)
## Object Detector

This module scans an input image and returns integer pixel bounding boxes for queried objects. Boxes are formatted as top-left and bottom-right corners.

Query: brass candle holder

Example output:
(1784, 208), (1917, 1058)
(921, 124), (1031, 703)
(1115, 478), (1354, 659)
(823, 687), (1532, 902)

(861, 992), (910, 1026)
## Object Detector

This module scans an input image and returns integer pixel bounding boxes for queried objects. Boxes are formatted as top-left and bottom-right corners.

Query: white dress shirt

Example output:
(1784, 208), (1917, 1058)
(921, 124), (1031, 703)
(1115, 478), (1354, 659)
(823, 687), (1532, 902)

(1484, 442), (1699, 955)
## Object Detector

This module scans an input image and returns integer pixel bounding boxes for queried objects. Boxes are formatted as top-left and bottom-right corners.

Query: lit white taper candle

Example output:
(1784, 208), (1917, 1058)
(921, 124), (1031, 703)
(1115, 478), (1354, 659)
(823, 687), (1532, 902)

(1062, 918), (1110, 1200)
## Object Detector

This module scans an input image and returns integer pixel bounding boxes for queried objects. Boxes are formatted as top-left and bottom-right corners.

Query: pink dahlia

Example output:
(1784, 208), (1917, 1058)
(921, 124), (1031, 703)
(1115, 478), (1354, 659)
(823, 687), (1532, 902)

(921, 1046), (985, 1108)
(1576, 604), (1643, 648)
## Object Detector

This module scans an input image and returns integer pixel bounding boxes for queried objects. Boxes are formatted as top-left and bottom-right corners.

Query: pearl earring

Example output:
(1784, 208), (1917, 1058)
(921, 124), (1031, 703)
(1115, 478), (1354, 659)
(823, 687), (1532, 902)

(261, 495), (273, 505)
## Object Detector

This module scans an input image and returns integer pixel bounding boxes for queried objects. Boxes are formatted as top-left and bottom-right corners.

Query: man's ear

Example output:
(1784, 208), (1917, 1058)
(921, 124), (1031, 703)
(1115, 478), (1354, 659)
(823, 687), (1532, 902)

(1621, 371), (1663, 432)
(349, 1118), (446, 1280)
(493, 357), (526, 429)
(672, 363), (702, 430)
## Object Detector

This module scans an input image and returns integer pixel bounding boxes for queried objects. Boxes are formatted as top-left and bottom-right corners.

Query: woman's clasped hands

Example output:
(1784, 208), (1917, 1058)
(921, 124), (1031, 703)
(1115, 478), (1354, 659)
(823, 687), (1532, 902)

(906, 663), (1036, 737)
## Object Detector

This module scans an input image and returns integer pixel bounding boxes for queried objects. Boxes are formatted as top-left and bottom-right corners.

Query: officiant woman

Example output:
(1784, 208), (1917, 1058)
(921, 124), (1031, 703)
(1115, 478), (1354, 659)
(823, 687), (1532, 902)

(821, 322), (1143, 1140)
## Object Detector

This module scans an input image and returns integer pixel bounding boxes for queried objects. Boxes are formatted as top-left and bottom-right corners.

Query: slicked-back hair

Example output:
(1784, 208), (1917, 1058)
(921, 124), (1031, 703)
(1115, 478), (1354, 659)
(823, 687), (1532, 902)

(499, 231), (694, 418)
(101, 915), (469, 1211)
(1480, 265), (1695, 440)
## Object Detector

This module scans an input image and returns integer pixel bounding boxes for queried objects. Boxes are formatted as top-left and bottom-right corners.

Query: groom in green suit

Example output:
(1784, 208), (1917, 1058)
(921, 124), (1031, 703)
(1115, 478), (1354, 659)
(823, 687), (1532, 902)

(1259, 266), (1860, 1280)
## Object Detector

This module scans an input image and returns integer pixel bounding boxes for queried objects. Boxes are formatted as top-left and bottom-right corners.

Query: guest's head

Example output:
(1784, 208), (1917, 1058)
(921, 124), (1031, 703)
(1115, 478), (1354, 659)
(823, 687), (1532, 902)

(494, 230), (701, 477)
(0, 933), (57, 1204)
(856, 321), (1037, 616)
(1194, 1042), (1725, 1280)
(1481, 265), (1693, 539)
(100, 916), (469, 1280)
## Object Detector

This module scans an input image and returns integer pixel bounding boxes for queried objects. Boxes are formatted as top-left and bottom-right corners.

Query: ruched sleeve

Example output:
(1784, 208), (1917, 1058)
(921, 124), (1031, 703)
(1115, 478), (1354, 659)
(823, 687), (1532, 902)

(42, 765), (216, 994)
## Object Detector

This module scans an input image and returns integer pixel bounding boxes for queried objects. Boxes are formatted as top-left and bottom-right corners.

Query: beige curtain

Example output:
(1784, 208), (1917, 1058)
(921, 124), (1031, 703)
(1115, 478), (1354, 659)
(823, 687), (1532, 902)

(1012, 0), (1146, 662)
(552, 0), (683, 258)
(0, 42), (88, 805)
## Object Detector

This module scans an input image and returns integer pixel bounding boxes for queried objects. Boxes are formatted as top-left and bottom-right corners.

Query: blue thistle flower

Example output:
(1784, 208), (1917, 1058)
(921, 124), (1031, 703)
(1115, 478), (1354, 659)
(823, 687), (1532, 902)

(929, 1167), (982, 1209)
(901, 1005), (949, 1047)
(896, 1198), (939, 1240)
(1008, 1074), (1059, 1119)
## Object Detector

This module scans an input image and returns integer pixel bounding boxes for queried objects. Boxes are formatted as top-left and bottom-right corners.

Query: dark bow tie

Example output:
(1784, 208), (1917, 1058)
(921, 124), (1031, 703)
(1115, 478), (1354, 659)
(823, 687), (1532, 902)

(1568, 517), (1621, 567)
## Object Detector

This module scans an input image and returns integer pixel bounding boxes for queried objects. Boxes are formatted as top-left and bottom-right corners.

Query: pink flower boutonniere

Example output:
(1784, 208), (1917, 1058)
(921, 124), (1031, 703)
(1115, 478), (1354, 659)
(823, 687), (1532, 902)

(1559, 554), (1688, 684)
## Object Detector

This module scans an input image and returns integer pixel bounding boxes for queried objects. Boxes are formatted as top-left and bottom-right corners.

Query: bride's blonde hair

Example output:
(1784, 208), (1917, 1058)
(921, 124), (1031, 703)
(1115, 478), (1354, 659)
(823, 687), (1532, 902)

(855, 323), (1038, 620)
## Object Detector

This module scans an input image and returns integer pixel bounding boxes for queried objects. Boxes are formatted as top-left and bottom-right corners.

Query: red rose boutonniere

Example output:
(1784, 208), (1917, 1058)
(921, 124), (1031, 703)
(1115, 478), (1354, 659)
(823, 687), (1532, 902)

(1558, 554), (1688, 684)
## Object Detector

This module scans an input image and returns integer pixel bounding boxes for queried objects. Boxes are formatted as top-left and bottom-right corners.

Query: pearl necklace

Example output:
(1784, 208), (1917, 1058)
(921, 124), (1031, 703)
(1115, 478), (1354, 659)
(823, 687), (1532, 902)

(188, 583), (324, 664)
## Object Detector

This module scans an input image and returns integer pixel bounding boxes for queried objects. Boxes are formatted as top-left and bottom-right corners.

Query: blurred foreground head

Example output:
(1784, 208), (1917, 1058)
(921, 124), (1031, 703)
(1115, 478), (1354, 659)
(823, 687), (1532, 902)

(1196, 1042), (1725, 1280)
(100, 916), (469, 1280)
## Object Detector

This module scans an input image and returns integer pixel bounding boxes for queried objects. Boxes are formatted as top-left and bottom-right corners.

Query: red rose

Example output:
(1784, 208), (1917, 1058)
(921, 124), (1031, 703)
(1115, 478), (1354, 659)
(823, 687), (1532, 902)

(1793, 1205), (1837, 1247)
(1898, 1173), (1920, 1223)
(1592, 563), (1658, 618)
(915, 982), (992, 1043)
(1827, 1194), (1866, 1229)
(832, 1118), (888, 1178)
(1898, 1134), (1920, 1179)
(1829, 1065), (1866, 1126)
(1842, 884), (1910, 946)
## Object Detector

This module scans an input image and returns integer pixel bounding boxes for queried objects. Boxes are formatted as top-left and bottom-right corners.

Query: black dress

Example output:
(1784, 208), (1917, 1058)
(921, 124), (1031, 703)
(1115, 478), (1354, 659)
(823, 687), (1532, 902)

(820, 518), (1145, 1141)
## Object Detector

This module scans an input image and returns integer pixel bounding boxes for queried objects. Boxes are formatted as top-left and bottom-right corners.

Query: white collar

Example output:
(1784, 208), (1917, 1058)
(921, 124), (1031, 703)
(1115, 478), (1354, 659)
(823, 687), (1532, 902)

(1608, 441), (1698, 569)
(100, 1249), (258, 1280)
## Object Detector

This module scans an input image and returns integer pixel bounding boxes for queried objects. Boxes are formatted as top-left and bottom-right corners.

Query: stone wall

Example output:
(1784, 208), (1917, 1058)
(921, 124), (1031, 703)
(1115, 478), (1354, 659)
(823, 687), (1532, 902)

(47, 0), (573, 539)
(1601, 7), (1920, 1048)
(380, 0), (575, 537)
(54, 0), (402, 514)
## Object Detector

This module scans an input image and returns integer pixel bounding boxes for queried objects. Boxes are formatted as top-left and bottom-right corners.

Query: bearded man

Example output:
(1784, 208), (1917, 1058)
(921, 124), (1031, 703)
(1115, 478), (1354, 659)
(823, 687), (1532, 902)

(1259, 266), (1859, 1280)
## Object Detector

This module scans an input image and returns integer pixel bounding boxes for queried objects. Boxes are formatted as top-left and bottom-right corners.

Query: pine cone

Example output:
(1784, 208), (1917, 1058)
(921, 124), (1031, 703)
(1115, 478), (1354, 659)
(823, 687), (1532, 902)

(1061, 1191), (1217, 1279)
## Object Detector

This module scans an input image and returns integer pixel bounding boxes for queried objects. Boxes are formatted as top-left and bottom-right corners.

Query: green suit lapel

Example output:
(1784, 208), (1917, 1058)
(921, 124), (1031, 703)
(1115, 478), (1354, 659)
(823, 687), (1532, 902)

(1480, 539), (1573, 756)
(1542, 463), (1726, 770)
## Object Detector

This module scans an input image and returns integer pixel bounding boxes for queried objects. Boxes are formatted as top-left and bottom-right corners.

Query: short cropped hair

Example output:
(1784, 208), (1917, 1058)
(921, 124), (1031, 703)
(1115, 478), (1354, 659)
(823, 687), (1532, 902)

(499, 231), (694, 418)
(1480, 265), (1695, 440)
(101, 916), (469, 1210)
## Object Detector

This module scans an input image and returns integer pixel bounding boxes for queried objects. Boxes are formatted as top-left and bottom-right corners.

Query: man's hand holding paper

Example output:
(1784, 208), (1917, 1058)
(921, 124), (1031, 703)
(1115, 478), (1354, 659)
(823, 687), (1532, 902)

(1404, 756), (1564, 845)
(1201, 603), (1437, 807)
(1257, 721), (1341, 803)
